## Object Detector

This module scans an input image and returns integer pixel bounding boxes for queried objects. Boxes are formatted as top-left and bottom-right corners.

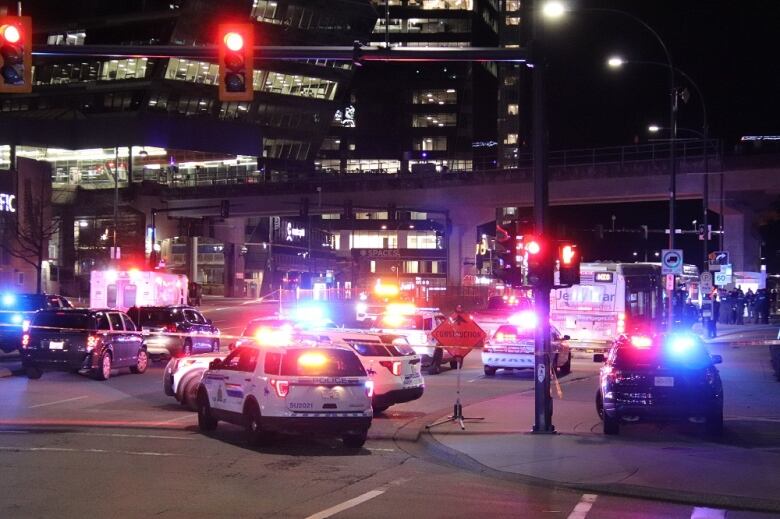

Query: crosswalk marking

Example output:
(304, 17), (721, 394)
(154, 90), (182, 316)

(567, 494), (598, 519)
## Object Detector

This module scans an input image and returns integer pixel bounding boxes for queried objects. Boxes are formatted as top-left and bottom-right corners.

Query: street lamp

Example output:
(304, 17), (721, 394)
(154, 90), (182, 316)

(545, 2), (678, 331)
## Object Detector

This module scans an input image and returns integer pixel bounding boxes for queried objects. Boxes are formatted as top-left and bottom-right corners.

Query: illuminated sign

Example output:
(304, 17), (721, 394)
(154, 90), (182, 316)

(593, 272), (614, 283)
(286, 222), (305, 241)
(0, 193), (16, 213)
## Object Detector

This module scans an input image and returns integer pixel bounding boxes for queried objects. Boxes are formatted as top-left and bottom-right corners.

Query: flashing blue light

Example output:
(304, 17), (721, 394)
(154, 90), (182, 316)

(1, 293), (15, 306)
(668, 334), (696, 355)
(294, 304), (329, 328)
(11, 314), (22, 324)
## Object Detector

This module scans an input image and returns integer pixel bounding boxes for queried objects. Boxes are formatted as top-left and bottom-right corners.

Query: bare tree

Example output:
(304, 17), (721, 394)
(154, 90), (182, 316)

(0, 177), (59, 294)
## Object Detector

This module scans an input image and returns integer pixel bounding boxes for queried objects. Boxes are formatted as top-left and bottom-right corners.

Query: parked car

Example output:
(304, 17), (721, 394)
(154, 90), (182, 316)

(197, 344), (373, 447)
(0, 293), (72, 353)
(482, 321), (572, 377)
(595, 332), (724, 435)
(127, 305), (219, 359)
(375, 305), (455, 375)
(21, 308), (148, 380)
(164, 352), (226, 410)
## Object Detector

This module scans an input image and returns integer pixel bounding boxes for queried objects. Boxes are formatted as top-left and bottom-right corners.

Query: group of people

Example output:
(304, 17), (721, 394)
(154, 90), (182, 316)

(717, 287), (771, 325)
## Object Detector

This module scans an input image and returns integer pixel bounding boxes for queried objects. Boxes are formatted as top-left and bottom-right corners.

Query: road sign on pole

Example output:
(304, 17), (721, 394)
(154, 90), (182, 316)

(430, 311), (487, 359)
(714, 271), (731, 286)
(700, 272), (714, 294)
(661, 249), (684, 275)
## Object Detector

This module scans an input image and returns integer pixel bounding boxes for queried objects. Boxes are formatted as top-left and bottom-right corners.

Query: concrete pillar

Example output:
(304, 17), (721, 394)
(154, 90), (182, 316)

(724, 209), (761, 272)
(212, 217), (247, 298)
(447, 207), (496, 286)
(185, 236), (198, 283)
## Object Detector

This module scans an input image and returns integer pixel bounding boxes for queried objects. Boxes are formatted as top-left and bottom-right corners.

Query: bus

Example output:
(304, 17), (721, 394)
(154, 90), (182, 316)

(550, 263), (664, 352)
(90, 269), (188, 311)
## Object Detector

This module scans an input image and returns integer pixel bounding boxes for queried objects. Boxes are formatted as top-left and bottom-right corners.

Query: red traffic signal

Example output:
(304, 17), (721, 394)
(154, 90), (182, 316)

(218, 23), (254, 102)
(0, 16), (32, 93)
(526, 238), (541, 255)
(558, 242), (580, 286)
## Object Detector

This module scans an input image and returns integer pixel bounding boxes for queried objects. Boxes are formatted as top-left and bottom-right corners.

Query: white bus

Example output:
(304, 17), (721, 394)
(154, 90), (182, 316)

(90, 269), (188, 311)
(550, 263), (664, 352)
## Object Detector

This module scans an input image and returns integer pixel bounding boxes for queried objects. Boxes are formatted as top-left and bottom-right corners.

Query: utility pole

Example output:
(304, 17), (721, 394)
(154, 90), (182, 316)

(531, 0), (554, 434)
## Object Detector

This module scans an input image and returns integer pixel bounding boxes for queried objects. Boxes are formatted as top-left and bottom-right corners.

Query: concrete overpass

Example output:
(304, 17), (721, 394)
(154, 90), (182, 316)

(73, 142), (780, 286)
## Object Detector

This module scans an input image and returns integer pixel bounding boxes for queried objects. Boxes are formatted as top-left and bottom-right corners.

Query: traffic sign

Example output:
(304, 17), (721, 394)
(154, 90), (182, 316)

(714, 271), (731, 286)
(708, 251), (729, 265)
(431, 311), (487, 358)
(661, 249), (684, 275)
(665, 273), (675, 291)
(700, 272), (713, 293)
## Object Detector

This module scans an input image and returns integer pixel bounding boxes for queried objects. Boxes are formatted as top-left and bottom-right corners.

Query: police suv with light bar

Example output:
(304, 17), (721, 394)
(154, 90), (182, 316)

(197, 344), (373, 447)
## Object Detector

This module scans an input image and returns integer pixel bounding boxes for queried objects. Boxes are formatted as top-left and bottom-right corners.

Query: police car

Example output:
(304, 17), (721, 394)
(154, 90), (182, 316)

(164, 352), (226, 410)
(482, 311), (572, 377)
(299, 329), (424, 414)
(197, 344), (373, 447)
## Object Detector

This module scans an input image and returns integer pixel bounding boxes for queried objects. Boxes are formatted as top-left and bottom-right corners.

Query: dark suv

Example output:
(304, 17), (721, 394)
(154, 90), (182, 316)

(21, 309), (148, 380)
(127, 306), (219, 359)
(595, 333), (724, 436)
(0, 293), (72, 353)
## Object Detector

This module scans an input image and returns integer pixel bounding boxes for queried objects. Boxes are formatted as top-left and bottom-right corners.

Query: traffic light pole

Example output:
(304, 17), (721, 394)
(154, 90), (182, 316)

(531, 3), (554, 435)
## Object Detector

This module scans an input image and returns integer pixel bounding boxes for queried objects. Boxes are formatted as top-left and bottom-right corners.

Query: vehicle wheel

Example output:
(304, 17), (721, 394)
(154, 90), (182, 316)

(705, 410), (724, 437)
(182, 340), (193, 356)
(181, 377), (200, 411)
(450, 360), (459, 370)
(373, 405), (389, 415)
(96, 352), (112, 381)
(211, 339), (220, 352)
(244, 402), (272, 446)
(342, 431), (368, 449)
(130, 349), (148, 374)
(559, 353), (572, 376)
(595, 391), (604, 420)
(484, 366), (497, 376)
(197, 389), (218, 431)
(26, 366), (42, 379)
(603, 413), (620, 435)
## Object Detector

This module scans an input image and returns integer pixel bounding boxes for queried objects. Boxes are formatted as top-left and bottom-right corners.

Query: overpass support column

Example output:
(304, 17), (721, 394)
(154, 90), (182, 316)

(447, 207), (496, 287)
(212, 217), (247, 298)
(185, 237), (198, 283)
(724, 207), (761, 272)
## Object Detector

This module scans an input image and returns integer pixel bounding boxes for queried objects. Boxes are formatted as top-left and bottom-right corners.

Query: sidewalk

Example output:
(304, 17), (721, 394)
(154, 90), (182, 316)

(426, 388), (780, 512)
(693, 322), (779, 345)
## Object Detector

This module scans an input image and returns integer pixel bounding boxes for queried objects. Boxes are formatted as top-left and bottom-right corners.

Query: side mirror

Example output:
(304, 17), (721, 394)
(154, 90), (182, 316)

(593, 353), (605, 363)
(209, 359), (222, 370)
(711, 354), (722, 365)
(563, 335), (571, 341)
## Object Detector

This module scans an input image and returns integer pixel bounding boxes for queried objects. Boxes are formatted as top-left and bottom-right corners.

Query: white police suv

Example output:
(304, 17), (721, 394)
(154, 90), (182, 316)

(196, 344), (373, 447)
(299, 330), (425, 414)
(164, 352), (226, 410)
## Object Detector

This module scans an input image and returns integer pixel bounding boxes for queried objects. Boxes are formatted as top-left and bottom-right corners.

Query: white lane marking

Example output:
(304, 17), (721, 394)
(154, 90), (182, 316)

(367, 448), (395, 452)
(154, 414), (197, 424)
(567, 494), (598, 519)
(29, 396), (87, 409)
(304, 490), (385, 519)
(0, 446), (183, 457)
(73, 432), (199, 441)
(691, 508), (726, 519)
(726, 415), (780, 423)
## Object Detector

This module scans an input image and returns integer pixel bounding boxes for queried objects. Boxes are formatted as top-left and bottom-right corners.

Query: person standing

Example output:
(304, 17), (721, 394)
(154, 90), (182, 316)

(708, 294), (720, 338)
(746, 288), (756, 323)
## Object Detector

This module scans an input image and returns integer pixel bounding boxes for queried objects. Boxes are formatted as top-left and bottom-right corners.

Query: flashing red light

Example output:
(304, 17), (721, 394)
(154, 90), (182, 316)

(223, 31), (244, 52)
(379, 360), (402, 376)
(86, 335), (98, 351)
(271, 379), (289, 398)
(526, 240), (541, 255)
(365, 380), (375, 398)
(21, 333), (29, 349)
(630, 335), (653, 348)
(2, 24), (20, 43)
(561, 244), (575, 265)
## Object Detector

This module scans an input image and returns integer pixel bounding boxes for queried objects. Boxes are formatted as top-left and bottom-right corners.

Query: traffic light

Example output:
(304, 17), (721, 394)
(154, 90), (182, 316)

(558, 242), (580, 286)
(218, 23), (253, 102)
(0, 16), (32, 93)
(220, 200), (230, 218)
(524, 234), (551, 286)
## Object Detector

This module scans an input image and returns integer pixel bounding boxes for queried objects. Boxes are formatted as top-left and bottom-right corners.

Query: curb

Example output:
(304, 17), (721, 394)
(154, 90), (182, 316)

(419, 430), (780, 514)
(0, 367), (12, 378)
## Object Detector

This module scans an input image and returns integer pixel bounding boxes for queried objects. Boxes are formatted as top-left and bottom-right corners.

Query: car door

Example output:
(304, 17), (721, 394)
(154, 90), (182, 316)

(206, 348), (243, 420)
(222, 347), (260, 415)
(108, 312), (128, 365)
(121, 313), (143, 362)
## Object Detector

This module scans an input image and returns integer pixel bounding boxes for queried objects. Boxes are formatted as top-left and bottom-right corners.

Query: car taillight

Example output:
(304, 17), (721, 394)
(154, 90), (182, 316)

(495, 332), (517, 343)
(86, 335), (98, 352)
(21, 319), (30, 333)
(21, 334), (29, 349)
(617, 312), (626, 333)
(270, 379), (289, 398)
(165, 324), (178, 333)
(379, 360), (402, 376)
(630, 335), (652, 348)
(365, 380), (374, 398)
(604, 366), (624, 384)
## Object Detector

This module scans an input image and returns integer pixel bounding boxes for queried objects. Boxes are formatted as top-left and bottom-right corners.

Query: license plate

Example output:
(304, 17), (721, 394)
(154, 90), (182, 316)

(49, 341), (64, 350)
(322, 389), (337, 400)
(654, 376), (674, 387)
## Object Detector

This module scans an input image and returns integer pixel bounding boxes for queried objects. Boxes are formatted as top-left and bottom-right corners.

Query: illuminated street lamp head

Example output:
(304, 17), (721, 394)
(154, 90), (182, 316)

(607, 56), (624, 68)
(223, 31), (244, 52)
(648, 125), (661, 133)
(541, 1), (566, 19)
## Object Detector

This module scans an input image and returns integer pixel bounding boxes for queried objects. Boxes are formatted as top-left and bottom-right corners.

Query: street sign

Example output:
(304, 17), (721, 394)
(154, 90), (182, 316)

(665, 273), (675, 291)
(708, 251), (729, 265)
(661, 249), (684, 275)
(430, 311), (487, 359)
(714, 271), (731, 286)
(700, 272), (714, 294)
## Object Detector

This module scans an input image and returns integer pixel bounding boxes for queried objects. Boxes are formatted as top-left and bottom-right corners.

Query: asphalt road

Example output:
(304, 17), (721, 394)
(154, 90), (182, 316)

(0, 301), (777, 518)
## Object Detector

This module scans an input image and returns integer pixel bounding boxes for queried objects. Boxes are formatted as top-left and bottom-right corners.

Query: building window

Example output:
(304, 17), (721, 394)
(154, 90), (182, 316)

(47, 31), (86, 45)
(404, 261), (419, 274)
(254, 70), (338, 100)
(506, 17), (521, 25)
(320, 137), (341, 151)
(407, 233), (438, 249)
(370, 260), (376, 273)
(506, 0), (521, 12)
(507, 104), (519, 115)
(412, 89), (457, 105)
(263, 139), (311, 160)
(321, 213), (340, 220)
(251, 0), (281, 23)
(504, 133), (518, 145)
(414, 137), (447, 151)
(165, 58), (219, 85)
(412, 113), (457, 128)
